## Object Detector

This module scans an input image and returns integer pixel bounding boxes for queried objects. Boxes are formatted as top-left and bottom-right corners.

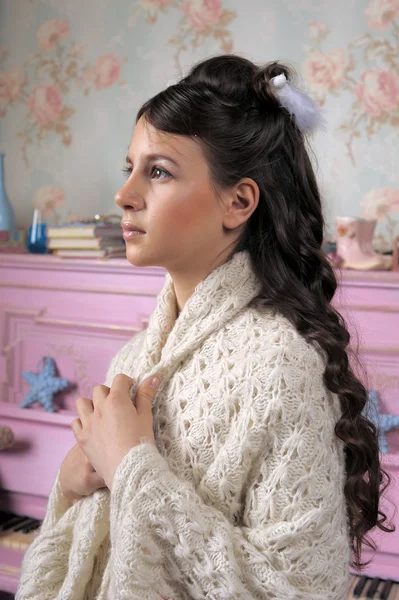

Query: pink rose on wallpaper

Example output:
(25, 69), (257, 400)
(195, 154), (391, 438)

(69, 44), (85, 58)
(353, 69), (399, 117)
(33, 185), (65, 217)
(309, 22), (329, 41)
(85, 53), (121, 89)
(0, 67), (25, 107)
(28, 84), (63, 125)
(365, 0), (399, 31)
(303, 49), (346, 94)
(37, 19), (70, 51)
(361, 188), (399, 221)
(181, 0), (223, 33)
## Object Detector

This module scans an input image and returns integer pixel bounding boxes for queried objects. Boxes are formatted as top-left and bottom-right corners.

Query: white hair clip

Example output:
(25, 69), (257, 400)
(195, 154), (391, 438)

(270, 73), (325, 134)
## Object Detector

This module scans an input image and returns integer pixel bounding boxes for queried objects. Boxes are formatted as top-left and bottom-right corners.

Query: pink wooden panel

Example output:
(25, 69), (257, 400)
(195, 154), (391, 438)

(336, 270), (399, 580)
(0, 255), (399, 586)
(0, 255), (167, 593)
(0, 254), (166, 412)
(350, 456), (399, 580)
(335, 270), (399, 442)
(0, 552), (21, 595)
(1, 307), (143, 412)
(0, 402), (75, 506)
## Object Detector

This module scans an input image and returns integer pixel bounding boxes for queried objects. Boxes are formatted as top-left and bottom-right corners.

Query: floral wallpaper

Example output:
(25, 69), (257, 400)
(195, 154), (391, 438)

(1, 18), (127, 165)
(0, 0), (398, 251)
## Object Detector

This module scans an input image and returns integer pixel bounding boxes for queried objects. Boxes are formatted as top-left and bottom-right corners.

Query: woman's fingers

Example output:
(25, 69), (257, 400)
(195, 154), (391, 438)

(86, 470), (106, 491)
(75, 396), (93, 427)
(92, 384), (110, 409)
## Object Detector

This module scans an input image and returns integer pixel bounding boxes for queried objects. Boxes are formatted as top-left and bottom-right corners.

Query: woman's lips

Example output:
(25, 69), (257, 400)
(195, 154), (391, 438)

(121, 222), (146, 240)
(123, 230), (145, 240)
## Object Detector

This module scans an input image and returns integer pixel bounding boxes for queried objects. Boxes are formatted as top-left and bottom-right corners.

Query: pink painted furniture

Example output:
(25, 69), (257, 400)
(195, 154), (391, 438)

(0, 253), (166, 594)
(0, 253), (398, 594)
(334, 268), (399, 581)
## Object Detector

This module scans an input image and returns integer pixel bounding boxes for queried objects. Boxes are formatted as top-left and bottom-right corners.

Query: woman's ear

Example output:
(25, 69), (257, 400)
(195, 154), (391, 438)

(222, 178), (259, 231)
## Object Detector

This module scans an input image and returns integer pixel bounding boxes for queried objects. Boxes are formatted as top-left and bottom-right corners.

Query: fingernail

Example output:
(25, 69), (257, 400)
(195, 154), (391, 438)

(149, 377), (161, 390)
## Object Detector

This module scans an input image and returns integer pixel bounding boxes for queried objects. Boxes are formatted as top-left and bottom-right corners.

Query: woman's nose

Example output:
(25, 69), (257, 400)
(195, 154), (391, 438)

(114, 184), (144, 211)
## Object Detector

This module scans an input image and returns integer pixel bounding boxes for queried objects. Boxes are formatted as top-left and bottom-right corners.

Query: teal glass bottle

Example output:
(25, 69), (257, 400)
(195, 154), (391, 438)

(0, 153), (16, 233)
(27, 208), (48, 253)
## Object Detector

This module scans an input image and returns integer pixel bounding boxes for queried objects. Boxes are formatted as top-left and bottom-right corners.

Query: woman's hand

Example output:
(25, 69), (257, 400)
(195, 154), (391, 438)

(71, 374), (161, 490)
(59, 441), (106, 501)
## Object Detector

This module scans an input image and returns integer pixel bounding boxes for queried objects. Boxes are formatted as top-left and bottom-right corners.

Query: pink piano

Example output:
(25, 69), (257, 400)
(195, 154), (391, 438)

(0, 253), (398, 595)
(0, 253), (166, 594)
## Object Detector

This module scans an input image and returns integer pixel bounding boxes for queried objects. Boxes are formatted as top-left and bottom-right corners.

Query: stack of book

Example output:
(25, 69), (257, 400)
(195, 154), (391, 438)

(47, 221), (125, 258)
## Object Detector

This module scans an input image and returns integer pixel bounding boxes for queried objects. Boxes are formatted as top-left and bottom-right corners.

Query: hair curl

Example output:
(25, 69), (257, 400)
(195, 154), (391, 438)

(137, 54), (395, 569)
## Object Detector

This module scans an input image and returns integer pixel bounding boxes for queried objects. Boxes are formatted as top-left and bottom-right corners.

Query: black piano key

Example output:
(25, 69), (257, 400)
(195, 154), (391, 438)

(22, 519), (42, 533)
(9, 516), (31, 531)
(379, 579), (393, 600)
(20, 519), (36, 533)
(0, 515), (26, 531)
(353, 575), (369, 598)
(0, 510), (13, 525)
(13, 517), (36, 532)
(366, 577), (381, 598)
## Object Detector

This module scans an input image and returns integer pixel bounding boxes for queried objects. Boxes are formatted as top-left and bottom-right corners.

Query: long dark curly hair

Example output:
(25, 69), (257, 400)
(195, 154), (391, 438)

(136, 53), (395, 569)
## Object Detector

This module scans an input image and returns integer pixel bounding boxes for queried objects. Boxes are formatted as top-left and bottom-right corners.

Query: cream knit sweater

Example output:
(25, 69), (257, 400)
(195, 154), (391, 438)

(16, 250), (350, 600)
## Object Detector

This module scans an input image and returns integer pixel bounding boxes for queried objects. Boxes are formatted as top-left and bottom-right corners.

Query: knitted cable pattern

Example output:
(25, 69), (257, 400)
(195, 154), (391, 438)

(16, 249), (350, 600)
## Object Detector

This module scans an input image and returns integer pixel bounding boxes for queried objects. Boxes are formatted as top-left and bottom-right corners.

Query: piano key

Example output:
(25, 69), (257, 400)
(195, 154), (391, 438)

(0, 510), (13, 524)
(12, 517), (34, 532)
(0, 509), (42, 554)
(13, 517), (37, 532)
(366, 577), (381, 599)
(379, 579), (393, 600)
(347, 575), (362, 598)
(22, 519), (41, 533)
(0, 528), (40, 550)
(0, 515), (26, 531)
(353, 575), (369, 598)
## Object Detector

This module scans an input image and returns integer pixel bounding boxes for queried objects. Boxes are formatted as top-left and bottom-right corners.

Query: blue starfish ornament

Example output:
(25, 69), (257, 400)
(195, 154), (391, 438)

(363, 390), (399, 454)
(21, 356), (69, 412)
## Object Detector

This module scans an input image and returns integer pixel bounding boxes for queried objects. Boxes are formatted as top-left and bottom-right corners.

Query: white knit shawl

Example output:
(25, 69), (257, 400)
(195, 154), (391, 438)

(16, 250), (350, 600)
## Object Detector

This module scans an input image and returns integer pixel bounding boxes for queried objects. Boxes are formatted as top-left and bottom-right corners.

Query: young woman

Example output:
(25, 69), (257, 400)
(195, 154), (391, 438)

(16, 54), (393, 600)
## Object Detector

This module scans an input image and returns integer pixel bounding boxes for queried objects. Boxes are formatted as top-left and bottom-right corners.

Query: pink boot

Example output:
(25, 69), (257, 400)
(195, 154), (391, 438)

(336, 217), (391, 270)
(361, 218), (392, 270)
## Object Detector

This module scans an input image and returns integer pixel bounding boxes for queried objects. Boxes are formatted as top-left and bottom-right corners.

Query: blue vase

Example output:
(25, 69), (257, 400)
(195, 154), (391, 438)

(27, 208), (48, 254)
(0, 153), (16, 233)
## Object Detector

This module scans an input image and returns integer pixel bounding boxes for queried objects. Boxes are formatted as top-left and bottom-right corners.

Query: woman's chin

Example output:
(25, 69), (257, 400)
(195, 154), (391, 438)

(125, 244), (154, 268)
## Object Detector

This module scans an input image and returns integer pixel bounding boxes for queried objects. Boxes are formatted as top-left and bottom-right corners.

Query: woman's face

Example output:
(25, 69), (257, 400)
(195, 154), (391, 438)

(114, 117), (234, 272)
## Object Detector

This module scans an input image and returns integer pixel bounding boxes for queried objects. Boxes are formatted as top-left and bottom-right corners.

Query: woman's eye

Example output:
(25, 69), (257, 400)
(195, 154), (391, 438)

(150, 166), (170, 180)
(121, 165), (171, 180)
(121, 166), (132, 179)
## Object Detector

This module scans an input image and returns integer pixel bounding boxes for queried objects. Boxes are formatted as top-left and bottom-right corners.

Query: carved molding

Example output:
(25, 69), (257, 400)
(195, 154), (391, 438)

(351, 351), (399, 396)
(369, 372), (399, 390)
(336, 303), (399, 314)
(338, 269), (399, 286)
(0, 280), (162, 298)
(0, 253), (165, 277)
(36, 316), (141, 334)
(1, 307), (46, 394)
(357, 346), (399, 356)
(0, 306), (148, 404)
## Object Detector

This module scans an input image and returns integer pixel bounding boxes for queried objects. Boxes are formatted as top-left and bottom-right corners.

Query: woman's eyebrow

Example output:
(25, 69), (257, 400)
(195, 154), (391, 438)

(125, 153), (180, 168)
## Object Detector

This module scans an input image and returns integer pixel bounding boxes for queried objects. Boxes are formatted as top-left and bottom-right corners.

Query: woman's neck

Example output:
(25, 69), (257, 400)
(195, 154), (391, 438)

(169, 251), (233, 320)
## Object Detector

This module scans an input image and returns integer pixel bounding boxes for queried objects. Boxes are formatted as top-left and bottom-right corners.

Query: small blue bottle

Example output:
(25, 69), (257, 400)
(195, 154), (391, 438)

(27, 208), (48, 253)
(0, 153), (16, 234)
